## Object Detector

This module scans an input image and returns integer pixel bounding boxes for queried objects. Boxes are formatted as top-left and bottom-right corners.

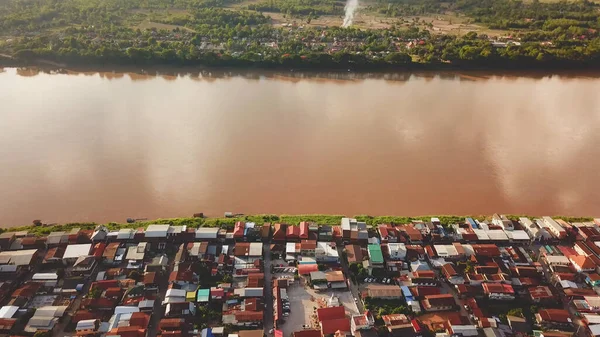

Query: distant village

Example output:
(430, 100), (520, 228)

(0, 215), (599, 337)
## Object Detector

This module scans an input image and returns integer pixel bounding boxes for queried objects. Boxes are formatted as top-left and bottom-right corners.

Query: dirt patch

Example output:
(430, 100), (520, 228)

(266, 11), (394, 29)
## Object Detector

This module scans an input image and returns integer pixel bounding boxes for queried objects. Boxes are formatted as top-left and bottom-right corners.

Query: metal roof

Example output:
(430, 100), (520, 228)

(63, 244), (92, 260)
(0, 306), (19, 319)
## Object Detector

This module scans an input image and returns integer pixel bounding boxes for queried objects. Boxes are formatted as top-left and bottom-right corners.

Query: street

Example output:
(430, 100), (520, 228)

(337, 246), (364, 313)
(263, 243), (274, 334)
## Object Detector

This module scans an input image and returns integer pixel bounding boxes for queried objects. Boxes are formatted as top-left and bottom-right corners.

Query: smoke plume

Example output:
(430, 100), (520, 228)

(342, 0), (358, 28)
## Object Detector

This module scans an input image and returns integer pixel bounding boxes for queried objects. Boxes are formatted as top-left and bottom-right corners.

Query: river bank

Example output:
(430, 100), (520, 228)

(5, 64), (600, 81)
(1, 214), (595, 235)
(5, 55), (600, 76)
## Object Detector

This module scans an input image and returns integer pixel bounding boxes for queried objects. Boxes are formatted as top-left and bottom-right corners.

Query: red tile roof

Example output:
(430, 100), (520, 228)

(159, 319), (185, 330)
(538, 309), (571, 323)
(287, 226), (300, 239)
(273, 224), (286, 240)
(12, 283), (41, 298)
(293, 329), (322, 337)
(0, 319), (16, 330)
(130, 312), (150, 327)
(92, 280), (119, 290)
(471, 244), (501, 257)
(346, 245), (363, 263)
(441, 264), (458, 277)
(299, 222), (309, 239)
(104, 287), (123, 298)
(109, 327), (146, 337)
(571, 255), (597, 270)
(529, 286), (554, 300)
(411, 286), (441, 298)
(93, 242), (106, 258)
(234, 311), (264, 322)
(320, 318), (351, 335)
(300, 240), (317, 250)
(482, 283), (514, 294)
(317, 306), (346, 321)
(298, 264), (319, 275)
(234, 222), (245, 238)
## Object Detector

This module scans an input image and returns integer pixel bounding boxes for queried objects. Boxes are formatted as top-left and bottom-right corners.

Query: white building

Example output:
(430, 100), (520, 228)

(542, 216), (567, 239)
(388, 243), (406, 260)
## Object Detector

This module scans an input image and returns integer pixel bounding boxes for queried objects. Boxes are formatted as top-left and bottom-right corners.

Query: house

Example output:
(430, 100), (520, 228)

(299, 222), (310, 239)
(421, 294), (455, 312)
(507, 315), (531, 333)
(196, 228), (219, 241)
(482, 283), (515, 300)
(316, 242), (339, 263)
(340, 218), (368, 242)
(367, 245), (384, 268)
(298, 264), (319, 275)
(379, 225), (400, 243)
(165, 302), (196, 317)
(542, 217), (567, 239)
(63, 243), (92, 264)
(0, 249), (38, 267)
(535, 309), (573, 329)
(261, 223), (271, 241)
(294, 330), (322, 337)
(196, 289), (210, 303)
(346, 245), (364, 264)
(388, 243), (407, 260)
(400, 225), (423, 243)
(570, 256), (596, 272)
(448, 324), (478, 336)
(364, 285), (402, 299)
(545, 255), (571, 267)
(317, 306), (351, 336)
(325, 271), (347, 289)
(46, 232), (68, 246)
(0, 233), (15, 251)
(492, 214), (514, 231)
(529, 286), (555, 303)
(351, 312), (374, 335)
(587, 273), (600, 287)
(233, 288), (263, 298)
(24, 306), (67, 333)
(273, 224), (287, 242)
(126, 242), (148, 262)
(319, 226), (333, 241)
(441, 264), (464, 285)
(301, 240), (317, 256)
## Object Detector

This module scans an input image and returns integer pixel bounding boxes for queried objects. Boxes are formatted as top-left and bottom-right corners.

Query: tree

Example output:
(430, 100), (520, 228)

(385, 52), (411, 64)
(507, 308), (524, 318)
(88, 287), (102, 299)
(34, 331), (52, 337)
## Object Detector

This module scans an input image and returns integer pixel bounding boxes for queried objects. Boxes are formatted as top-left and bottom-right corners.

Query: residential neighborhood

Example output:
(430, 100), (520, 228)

(0, 215), (599, 337)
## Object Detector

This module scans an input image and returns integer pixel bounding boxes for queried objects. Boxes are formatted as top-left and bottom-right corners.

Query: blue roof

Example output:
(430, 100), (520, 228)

(401, 286), (414, 301)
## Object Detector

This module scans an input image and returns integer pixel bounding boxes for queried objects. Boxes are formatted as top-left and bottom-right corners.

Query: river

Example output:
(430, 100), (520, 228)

(1, 67), (599, 226)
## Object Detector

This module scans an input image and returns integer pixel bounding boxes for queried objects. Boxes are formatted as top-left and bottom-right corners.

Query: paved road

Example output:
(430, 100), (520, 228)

(264, 243), (274, 334)
(439, 279), (473, 323)
(148, 261), (170, 337)
(337, 246), (364, 313)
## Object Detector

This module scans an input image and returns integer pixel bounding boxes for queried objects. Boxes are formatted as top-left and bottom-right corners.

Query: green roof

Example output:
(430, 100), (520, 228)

(196, 288), (210, 302)
(368, 244), (384, 264)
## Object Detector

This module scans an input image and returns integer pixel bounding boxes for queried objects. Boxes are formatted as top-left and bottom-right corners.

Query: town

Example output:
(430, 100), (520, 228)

(0, 215), (599, 337)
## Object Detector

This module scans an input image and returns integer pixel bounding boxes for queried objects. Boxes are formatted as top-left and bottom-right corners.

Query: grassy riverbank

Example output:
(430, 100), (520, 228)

(2, 0), (600, 71)
(1, 214), (594, 236)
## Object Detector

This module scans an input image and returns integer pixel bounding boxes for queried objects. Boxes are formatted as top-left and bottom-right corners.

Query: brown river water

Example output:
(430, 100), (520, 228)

(1, 67), (599, 226)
